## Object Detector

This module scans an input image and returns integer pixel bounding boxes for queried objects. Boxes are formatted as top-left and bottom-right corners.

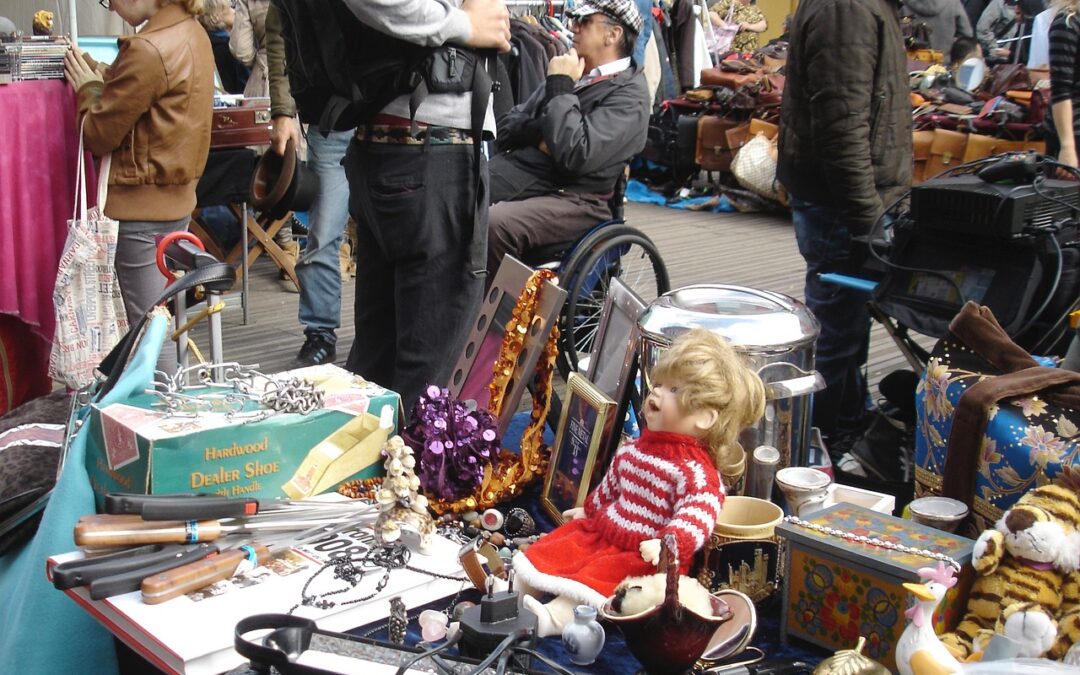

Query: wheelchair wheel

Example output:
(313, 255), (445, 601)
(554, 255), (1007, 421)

(556, 226), (669, 379)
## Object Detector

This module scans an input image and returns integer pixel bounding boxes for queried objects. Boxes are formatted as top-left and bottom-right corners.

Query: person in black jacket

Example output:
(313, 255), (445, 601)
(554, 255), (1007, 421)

(485, 0), (650, 277)
(776, 0), (912, 448)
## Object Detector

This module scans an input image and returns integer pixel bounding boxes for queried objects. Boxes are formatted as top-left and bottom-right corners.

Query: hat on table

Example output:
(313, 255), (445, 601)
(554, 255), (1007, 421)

(567, 0), (644, 35)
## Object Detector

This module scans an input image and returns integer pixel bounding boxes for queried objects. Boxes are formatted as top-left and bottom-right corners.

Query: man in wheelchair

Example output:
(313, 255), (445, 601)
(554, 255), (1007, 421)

(485, 0), (650, 278)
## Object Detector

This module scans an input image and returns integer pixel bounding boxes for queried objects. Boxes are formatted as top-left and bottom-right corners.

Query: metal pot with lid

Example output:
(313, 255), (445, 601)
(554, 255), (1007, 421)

(637, 284), (824, 472)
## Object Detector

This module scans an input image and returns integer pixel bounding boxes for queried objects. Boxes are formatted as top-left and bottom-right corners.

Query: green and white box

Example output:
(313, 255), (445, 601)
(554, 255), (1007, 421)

(85, 364), (399, 506)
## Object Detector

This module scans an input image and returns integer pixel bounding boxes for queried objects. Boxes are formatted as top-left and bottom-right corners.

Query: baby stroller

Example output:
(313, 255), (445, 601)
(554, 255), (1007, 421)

(831, 152), (1080, 493)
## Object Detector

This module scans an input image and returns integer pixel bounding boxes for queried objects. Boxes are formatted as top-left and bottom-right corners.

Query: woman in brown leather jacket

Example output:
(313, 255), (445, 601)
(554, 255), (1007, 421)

(63, 0), (214, 368)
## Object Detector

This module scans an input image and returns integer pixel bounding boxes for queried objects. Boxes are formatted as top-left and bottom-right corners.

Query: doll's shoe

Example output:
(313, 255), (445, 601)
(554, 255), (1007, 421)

(522, 595), (576, 638)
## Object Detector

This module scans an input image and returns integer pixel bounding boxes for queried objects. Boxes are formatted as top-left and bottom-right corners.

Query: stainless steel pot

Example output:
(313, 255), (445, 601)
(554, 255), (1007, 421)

(637, 284), (824, 471)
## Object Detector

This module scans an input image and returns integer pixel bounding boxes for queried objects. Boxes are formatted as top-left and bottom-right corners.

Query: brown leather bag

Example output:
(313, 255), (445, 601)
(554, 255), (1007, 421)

(749, 118), (778, 140)
(700, 67), (765, 89)
(925, 128), (968, 178)
(695, 115), (740, 172)
(725, 123), (752, 155)
(967, 132), (1023, 162)
(986, 63), (1030, 97)
(912, 130), (934, 185)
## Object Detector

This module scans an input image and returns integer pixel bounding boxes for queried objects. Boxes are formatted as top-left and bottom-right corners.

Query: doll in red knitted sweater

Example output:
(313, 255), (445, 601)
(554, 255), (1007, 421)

(513, 328), (766, 636)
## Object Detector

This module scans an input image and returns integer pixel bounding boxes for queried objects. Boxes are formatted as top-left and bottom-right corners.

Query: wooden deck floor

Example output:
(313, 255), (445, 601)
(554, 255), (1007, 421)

(192, 201), (931, 394)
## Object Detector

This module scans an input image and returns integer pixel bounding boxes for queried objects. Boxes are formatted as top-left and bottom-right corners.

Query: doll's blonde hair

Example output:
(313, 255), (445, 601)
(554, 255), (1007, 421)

(649, 328), (766, 475)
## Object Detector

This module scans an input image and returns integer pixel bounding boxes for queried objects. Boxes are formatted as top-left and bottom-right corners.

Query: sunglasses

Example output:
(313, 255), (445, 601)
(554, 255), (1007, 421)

(568, 13), (619, 29)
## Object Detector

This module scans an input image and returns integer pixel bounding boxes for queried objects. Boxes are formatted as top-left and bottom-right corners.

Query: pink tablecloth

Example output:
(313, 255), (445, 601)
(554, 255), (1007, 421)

(0, 79), (91, 345)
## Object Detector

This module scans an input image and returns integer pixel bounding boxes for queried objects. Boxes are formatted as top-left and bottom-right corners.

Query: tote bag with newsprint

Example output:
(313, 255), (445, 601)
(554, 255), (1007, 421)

(49, 120), (129, 389)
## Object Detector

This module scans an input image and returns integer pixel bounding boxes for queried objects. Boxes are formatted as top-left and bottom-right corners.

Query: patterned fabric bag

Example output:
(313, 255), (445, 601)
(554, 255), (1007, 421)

(730, 132), (782, 202)
(49, 122), (128, 389)
(915, 302), (1080, 536)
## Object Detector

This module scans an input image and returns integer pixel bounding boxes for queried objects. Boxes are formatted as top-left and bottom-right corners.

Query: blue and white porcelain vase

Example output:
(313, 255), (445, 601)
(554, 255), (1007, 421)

(561, 605), (605, 666)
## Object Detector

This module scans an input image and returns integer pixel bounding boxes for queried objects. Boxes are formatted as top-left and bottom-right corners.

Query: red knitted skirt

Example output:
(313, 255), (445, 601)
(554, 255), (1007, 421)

(517, 518), (658, 605)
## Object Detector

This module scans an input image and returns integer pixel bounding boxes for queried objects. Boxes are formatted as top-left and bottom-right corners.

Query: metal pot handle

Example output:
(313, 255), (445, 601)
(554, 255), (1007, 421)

(756, 362), (826, 399)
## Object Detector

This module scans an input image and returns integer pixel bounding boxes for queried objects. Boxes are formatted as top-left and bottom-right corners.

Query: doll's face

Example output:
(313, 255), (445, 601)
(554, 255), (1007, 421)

(643, 381), (713, 438)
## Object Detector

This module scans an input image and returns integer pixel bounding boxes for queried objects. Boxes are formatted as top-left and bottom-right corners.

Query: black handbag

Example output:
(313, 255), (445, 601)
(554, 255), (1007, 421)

(639, 105), (701, 189)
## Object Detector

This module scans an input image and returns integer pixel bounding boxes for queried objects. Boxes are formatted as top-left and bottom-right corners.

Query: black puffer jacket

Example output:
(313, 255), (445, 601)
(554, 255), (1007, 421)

(777, 0), (912, 234)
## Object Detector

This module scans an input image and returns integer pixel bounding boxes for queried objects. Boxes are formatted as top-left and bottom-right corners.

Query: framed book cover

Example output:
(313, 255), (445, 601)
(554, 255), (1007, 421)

(541, 373), (616, 525)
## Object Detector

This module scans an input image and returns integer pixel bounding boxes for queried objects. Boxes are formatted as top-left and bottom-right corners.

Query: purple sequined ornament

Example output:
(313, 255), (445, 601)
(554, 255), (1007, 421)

(403, 386), (501, 501)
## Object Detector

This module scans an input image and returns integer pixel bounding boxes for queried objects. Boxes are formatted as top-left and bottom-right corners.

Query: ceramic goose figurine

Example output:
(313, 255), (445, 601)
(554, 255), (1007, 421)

(896, 562), (964, 675)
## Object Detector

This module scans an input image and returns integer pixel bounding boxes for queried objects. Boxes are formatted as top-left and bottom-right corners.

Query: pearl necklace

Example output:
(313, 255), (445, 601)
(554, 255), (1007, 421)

(783, 515), (963, 571)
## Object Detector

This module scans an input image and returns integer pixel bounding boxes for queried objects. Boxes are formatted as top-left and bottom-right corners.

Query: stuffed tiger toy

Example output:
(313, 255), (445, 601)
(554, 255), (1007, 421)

(940, 484), (1080, 661)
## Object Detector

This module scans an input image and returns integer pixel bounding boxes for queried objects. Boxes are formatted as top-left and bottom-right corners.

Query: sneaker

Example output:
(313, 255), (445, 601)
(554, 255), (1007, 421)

(295, 333), (336, 366)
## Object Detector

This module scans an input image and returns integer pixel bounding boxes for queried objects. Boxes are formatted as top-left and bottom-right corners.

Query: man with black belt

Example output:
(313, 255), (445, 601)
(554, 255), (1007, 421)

(341, 0), (510, 413)
(485, 0), (650, 278)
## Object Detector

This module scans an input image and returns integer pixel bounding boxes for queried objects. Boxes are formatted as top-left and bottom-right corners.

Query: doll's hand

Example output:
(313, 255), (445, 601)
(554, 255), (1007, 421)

(640, 538), (661, 565)
(561, 507), (586, 520)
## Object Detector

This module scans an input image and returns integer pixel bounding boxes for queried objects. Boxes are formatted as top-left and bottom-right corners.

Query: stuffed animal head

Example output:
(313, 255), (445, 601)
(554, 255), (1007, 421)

(609, 573), (716, 618)
(987, 485), (1080, 573)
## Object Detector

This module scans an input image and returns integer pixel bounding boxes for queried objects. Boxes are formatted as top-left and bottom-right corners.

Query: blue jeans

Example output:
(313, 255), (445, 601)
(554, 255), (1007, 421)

(297, 129), (353, 342)
(790, 196), (872, 439)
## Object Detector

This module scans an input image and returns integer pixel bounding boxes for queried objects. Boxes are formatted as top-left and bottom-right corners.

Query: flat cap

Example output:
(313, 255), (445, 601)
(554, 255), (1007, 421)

(567, 0), (644, 35)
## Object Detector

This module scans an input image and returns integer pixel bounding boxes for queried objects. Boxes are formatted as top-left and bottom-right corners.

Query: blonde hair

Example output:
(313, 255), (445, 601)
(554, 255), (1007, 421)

(648, 328), (766, 475)
(1050, 0), (1076, 24)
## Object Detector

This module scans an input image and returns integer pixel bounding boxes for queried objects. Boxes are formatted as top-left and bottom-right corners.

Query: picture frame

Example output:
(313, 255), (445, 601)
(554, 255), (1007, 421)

(541, 373), (617, 525)
(447, 255), (566, 437)
(584, 277), (647, 486)
(585, 277), (647, 405)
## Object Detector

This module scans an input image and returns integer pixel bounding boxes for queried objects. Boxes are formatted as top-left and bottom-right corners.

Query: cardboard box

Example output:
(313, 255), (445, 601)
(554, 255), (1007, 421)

(85, 365), (399, 506)
(777, 504), (973, 671)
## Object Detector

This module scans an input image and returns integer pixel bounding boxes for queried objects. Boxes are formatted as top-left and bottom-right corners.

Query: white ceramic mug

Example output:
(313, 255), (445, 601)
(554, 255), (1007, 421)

(774, 467), (832, 517)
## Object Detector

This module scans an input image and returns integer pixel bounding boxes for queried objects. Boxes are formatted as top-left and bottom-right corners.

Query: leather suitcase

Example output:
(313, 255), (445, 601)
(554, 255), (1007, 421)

(925, 128), (968, 179)
(912, 130), (934, 185)
(695, 115), (740, 172)
(210, 97), (272, 149)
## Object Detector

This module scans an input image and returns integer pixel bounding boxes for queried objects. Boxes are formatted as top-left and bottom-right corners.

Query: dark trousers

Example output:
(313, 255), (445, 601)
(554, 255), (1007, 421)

(487, 191), (612, 277)
(790, 196), (872, 440)
(343, 139), (487, 413)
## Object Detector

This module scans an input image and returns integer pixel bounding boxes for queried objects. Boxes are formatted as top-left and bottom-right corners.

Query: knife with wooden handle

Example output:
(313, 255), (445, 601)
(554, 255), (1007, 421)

(74, 516), (224, 546)
(140, 544), (273, 604)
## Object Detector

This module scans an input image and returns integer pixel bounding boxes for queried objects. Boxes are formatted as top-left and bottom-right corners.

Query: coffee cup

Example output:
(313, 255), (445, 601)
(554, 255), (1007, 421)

(692, 496), (784, 606)
(774, 466), (831, 517)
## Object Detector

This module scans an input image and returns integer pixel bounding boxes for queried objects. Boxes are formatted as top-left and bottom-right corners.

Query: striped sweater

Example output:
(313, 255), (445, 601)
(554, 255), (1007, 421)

(584, 429), (724, 566)
(1050, 11), (1080, 143)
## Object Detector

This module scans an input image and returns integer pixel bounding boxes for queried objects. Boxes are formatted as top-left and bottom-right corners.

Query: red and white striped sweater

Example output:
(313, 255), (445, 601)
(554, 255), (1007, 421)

(584, 428), (724, 566)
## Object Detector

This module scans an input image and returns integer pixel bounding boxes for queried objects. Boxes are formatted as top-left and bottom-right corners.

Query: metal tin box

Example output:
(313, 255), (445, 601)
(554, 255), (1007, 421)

(777, 503), (973, 671)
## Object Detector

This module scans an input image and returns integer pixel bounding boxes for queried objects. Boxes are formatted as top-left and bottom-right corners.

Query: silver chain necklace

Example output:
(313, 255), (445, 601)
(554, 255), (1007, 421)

(783, 515), (963, 571)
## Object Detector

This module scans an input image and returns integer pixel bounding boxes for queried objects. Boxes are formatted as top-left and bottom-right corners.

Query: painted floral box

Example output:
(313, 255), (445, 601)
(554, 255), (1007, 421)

(777, 504), (973, 671)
